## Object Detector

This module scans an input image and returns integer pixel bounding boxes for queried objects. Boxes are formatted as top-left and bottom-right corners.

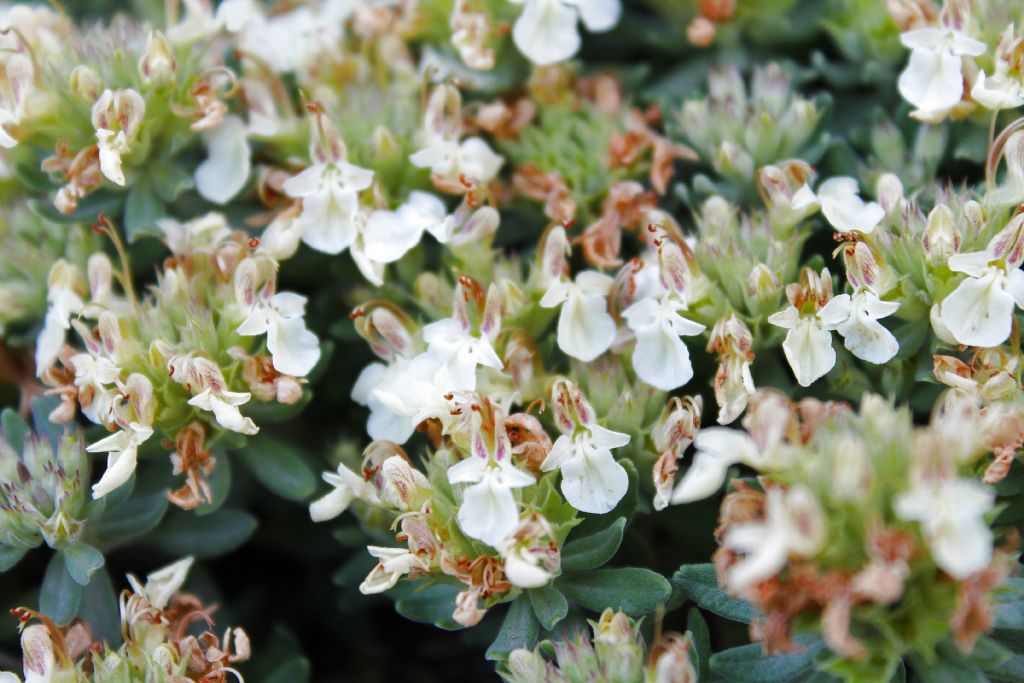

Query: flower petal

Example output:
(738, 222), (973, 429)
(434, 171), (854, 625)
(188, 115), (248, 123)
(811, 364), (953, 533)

(195, 115), (251, 205)
(559, 447), (628, 514)
(940, 270), (1016, 347)
(512, 0), (582, 66)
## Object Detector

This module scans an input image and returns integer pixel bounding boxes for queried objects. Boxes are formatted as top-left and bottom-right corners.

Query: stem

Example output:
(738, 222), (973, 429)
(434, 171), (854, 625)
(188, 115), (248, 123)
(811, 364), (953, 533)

(985, 115), (1024, 191)
(97, 214), (139, 310)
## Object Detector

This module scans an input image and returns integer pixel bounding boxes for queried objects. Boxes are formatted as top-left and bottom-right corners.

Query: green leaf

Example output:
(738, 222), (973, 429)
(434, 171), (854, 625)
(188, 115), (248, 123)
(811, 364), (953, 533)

(528, 585), (569, 631)
(91, 488), (169, 543)
(687, 607), (711, 681)
(153, 509), (257, 559)
(1, 408), (30, 450)
(486, 597), (540, 661)
(237, 437), (317, 502)
(393, 582), (463, 630)
(28, 193), (123, 225)
(672, 563), (758, 624)
(560, 516), (625, 572)
(149, 161), (194, 203)
(124, 175), (165, 242)
(557, 567), (671, 617)
(63, 542), (105, 586)
(0, 546), (27, 572)
(709, 635), (823, 683)
(40, 552), (83, 624)
(909, 653), (987, 683)
(30, 396), (64, 450)
(78, 567), (120, 646)
(263, 657), (311, 683)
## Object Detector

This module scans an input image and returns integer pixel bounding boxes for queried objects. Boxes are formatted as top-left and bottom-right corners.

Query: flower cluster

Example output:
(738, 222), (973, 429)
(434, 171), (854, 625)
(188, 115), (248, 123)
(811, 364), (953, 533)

(37, 212), (319, 508)
(0, 0), (1023, 681)
(674, 390), (1021, 680)
(500, 609), (697, 683)
(0, 557), (250, 682)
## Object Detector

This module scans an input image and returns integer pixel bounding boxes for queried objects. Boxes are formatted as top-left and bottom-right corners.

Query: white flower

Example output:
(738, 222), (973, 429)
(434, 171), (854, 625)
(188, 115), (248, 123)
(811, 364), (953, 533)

(823, 291), (900, 364)
(410, 135), (503, 186)
(897, 27), (986, 114)
(448, 451), (535, 548)
(894, 477), (993, 579)
(195, 115), (251, 204)
(815, 177), (885, 234)
(87, 421), (154, 498)
(669, 428), (760, 504)
(723, 485), (825, 591)
(188, 388), (258, 435)
(34, 266), (85, 376)
(768, 295), (849, 387)
(940, 250), (1024, 348)
(359, 546), (429, 594)
(282, 126), (374, 254)
(972, 69), (1024, 111)
(309, 462), (381, 522)
(622, 296), (706, 391)
(422, 318), (503, 391)
(236, 291), (321, 377)
(159, 212), (232, 255)
(5, 624), (53, 683)
(541, 424), (630, 514)
(510, 0), (622, 66)
(353, 193), (453, 286)
(126, 556), (194, 610)
(91, 89), (145, 187)
(354, 356), (459, 444)
(0, 53), (33, 148)
(540, 270), (616, 361)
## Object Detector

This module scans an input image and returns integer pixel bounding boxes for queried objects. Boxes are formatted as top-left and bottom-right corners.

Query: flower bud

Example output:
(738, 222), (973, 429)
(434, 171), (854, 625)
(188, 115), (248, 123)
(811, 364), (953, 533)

(714, 140), (755, 179)
(962, 199), (985, 233)
(593, 609), (644, 681)
(70, 64), (102, 100)
(875, 173), (904, 215)
(139, 30), (177, 85)
(353, 302), (416, 361)
(831, 435), (873, 501)
(922, 204), (960, 265)
(505, 649), (548, 682)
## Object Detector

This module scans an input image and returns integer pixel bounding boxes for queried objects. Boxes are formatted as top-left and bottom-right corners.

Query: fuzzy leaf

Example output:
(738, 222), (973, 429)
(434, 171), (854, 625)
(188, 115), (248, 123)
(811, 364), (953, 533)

(63, 542), (105, 586)
(687, 607), (711, 681)
(486, 596), (539, 661)
(560, 516), (625, 572)
(124, 175), (164, 242)
(709, 634), (823, 682)
(91, 488), (169, 542)
(528, 585), (569, 631)
(1, 408), (30, 450)
(153, 509), (257, 559)
(557, 567), (671, 617)
(40, 552), (83, 624)
(78, 567), (120, 646)
(264, 658), (311, 683)
(30, 396), (64, 450)
(0, 546), (27, 572)
(394, 582), (463, 631)
(672, 563), (758, 624)
(238, 437), (317, 502)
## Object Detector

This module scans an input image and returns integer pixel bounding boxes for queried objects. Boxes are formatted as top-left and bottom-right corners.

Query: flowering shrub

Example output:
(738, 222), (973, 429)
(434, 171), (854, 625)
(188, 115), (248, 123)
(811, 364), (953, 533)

(0, 0), (1023, 681)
